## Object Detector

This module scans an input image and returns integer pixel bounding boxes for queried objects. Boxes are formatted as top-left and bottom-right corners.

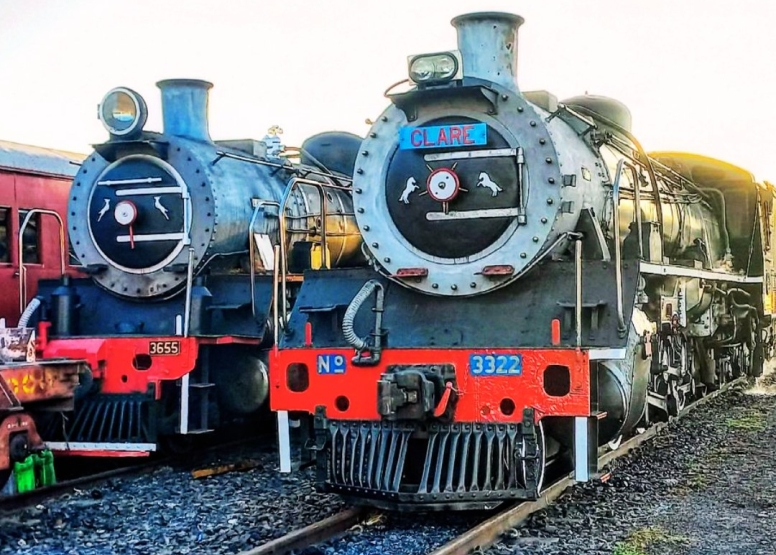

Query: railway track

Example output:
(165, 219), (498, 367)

(0, 459), (162, 513)
(0, 434), (268, 513)
(430, 376), (746, 555)
(238, 377), (746, 555)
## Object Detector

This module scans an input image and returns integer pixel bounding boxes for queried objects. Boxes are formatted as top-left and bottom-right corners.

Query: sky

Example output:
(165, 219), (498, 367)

(0, 0), (774, 181)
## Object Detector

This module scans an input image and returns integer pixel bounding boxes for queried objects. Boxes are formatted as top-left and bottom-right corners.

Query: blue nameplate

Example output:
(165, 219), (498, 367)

(317, 353), (347, 375)
(469, 353), (523, 376)
(399, 123), (487, 150)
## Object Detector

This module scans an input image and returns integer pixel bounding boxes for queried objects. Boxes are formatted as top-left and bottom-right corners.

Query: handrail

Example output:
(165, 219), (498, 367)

(277, 177), (332, 325)
(211, 150), (353, 186)
(632, 165), (644, 260)
(611, 160), (629, 337)
(18, 209), (66, 314)
(272, 245), (280, 346)
(182, 247), (195, 338)
(248, 200), (280, 318)
(575, 238), (583, 348)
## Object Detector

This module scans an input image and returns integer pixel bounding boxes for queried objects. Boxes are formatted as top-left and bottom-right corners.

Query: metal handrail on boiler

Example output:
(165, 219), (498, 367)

(276, 177), (331, 326)
(18, 209), (67, 314)
(611, 159), (632, 337)
(248, 200), (280, 319)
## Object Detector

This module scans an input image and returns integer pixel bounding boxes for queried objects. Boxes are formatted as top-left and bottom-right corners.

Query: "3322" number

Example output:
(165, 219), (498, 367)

(469, 354), (522, 376)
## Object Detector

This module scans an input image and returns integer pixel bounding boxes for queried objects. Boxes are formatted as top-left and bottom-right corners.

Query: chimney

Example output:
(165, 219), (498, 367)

(451, 12), (524, 91)
(156, 79), (213, 141)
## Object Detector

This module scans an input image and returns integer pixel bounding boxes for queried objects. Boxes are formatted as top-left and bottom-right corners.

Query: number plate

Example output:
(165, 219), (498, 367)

(317, 354), (347, 375)
(469, 353), (522, 376)
(399, 123), (487, 150)
(149, 340), (181, 356)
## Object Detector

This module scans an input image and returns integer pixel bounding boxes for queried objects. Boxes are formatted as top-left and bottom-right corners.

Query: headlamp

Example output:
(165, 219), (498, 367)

(408, 51), (463, 85)
(98, 87), (147, 137)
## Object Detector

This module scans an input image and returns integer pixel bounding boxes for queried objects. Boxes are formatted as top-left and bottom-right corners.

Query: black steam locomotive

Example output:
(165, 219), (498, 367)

(32, 79), (362, 456)
(271, 12), (774, 510)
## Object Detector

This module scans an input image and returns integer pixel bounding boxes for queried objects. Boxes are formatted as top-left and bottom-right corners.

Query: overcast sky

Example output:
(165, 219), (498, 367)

(0, 0), (774, 181)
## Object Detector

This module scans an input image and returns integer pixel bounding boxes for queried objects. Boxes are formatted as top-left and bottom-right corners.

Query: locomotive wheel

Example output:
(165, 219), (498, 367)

(520, 420), (547, 493)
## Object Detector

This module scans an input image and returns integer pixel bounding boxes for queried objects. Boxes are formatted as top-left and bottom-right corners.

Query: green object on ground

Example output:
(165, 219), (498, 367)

(38, 450), (56, 486)
(13, 456), (35, 493)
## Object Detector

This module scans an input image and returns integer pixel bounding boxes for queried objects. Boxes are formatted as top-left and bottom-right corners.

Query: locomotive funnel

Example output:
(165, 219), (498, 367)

(156, 78), (213, 141)
(451, 12), (524, 91)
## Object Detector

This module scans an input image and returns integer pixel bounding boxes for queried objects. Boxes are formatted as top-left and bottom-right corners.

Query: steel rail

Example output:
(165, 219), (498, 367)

(237, 508), (366, 555)
(428, 376), (746, 555)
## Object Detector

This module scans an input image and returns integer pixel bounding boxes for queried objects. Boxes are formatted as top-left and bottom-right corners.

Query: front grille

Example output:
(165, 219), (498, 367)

(319, 417), (540, 508)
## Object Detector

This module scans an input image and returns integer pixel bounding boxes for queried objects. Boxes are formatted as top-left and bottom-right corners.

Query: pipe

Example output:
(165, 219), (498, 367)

(612, 160), (628, 336)
(567, 104), (664, 248)
(343, 280), (384, 351)
(18, 297), (41, 328)
(451, 12), (524, 90)
(156, 79), (213, 141)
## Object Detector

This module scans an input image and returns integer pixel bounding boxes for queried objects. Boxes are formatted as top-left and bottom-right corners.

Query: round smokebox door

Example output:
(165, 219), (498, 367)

(88, 155), (188, 273)
(386, 117), (519, 259)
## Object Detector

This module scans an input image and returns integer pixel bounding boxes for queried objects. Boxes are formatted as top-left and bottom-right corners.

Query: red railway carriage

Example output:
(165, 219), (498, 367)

(0, 140), (84, 324)
(0, 140), (86, 489)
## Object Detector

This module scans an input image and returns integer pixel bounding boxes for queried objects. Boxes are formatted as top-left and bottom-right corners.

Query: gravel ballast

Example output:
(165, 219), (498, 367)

(2, 376), (774, 555)
(0, 442), (342, 555)
(484, 375), (776, 555)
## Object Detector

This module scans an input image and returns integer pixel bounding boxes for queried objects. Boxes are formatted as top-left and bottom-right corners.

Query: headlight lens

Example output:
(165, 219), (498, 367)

(409, 53), (459, 84)
(99, 88), (147, 137)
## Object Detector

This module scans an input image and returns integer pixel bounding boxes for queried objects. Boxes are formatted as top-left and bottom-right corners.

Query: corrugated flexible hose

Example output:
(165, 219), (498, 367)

(342, 280), (381, 351)
(18, 297), (42, 328)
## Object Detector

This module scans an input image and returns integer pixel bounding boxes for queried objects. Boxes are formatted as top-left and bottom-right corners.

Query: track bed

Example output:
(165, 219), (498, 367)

(481, 376), (776, 555)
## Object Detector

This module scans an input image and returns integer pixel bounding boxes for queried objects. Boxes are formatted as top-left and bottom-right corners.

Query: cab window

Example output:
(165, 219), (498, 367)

(18, 210), (40, 264)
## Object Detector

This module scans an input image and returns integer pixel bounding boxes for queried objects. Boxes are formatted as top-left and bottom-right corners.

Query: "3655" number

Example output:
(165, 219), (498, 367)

(149, 341), (181, 356)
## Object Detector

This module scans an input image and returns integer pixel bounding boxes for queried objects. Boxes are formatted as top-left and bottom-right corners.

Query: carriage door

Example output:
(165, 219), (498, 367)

(14, 171), (67, 324)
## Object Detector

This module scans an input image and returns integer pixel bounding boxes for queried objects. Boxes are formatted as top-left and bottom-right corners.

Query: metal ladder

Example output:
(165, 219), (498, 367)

(175, 250), (214, 435)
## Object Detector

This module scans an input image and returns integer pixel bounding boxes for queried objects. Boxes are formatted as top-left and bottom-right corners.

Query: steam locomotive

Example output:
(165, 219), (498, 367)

(32, 79), (362, 456)
(271, 12), (775, 510)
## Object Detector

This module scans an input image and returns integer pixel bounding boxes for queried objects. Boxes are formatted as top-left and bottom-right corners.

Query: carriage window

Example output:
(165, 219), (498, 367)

(18, 210), (40, 264)
(0, 208), (9, 263)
